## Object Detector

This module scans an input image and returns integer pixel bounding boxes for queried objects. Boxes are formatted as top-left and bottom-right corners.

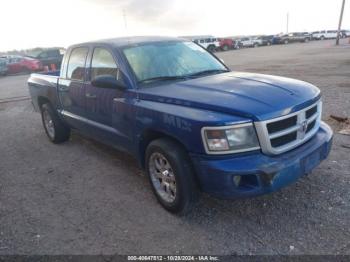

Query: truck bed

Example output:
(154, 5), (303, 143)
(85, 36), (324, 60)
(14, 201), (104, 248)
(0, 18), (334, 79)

(28, 70), (61, 111)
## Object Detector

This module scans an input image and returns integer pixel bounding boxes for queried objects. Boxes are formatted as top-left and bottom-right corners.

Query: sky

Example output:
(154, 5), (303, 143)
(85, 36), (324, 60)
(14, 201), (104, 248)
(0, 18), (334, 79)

(0, 0), (349, 51)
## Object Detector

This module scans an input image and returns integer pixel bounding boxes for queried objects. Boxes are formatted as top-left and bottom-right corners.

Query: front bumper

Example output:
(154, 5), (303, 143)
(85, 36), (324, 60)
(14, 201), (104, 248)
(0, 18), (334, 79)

(190, 122), (333, 199)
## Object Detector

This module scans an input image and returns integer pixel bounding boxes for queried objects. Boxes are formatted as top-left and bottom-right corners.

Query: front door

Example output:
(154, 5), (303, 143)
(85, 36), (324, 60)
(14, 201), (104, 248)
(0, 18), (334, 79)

(84, 47), (127, 147)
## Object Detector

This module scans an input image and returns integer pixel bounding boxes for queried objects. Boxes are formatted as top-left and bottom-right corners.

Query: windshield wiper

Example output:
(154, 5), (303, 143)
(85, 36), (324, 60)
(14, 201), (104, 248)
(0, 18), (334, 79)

(187, 69), (229, 78)
(138, 75), (188, 84)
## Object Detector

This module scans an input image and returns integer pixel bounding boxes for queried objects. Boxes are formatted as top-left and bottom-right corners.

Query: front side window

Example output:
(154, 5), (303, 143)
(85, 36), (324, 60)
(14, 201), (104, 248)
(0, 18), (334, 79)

(39, 52), (48, 58)
(66, 47), (88, 81)
(123, 41), (227, 83)
(90, 48), (118, 80)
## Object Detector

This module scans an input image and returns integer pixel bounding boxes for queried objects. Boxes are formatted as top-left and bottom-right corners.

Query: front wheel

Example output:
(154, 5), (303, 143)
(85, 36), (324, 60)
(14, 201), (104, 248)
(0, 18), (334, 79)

(145, 138), (198, 215)
(41, 103), (70, 143)
(284, 39), (289, 44)
(222, 44), (229, 51)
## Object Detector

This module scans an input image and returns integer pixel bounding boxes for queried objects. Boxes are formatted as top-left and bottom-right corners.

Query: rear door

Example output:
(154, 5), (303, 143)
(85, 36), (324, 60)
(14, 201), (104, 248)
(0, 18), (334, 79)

(58, 46), (89, 128)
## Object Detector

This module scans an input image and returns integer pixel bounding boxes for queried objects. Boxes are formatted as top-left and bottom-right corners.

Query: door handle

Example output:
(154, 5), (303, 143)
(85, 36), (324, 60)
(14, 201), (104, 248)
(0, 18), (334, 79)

(86, 93), (97, 99)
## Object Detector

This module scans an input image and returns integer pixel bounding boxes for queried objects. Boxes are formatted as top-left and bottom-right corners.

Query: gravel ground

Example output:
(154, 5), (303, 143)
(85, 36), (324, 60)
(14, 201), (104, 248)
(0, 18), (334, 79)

(0, 39), (349, 255)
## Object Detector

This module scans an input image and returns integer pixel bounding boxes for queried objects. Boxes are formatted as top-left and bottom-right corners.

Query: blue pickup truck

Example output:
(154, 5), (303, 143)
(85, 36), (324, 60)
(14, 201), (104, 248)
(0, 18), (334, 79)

(28, 36), (333, 214)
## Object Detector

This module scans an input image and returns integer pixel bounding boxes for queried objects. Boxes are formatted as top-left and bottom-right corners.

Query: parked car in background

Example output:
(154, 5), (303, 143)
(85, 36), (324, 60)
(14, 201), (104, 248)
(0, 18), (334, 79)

(340, 30), (350, 38)
(239, 37), (262, 48)
(279, 32), (311, 44)
(4, 55), (42, 74)
(0, 57), (7, 76)
(257, 35), (281, 46)
(28, 36), (333, 214)
(312, 30), (337, 40)
(192, 36), (220, 52)
(218, 38), (234, 51)
(28, 48), (64, 69)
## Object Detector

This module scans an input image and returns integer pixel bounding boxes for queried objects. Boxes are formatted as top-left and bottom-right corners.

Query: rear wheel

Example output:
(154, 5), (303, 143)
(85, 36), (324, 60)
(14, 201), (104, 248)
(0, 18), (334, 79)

(40, 103), (70, 143)
(145, 138), (198, 215)
(267, 41), (271, 46)
(284, 39), (289, 44)
(207, 45), (216, 53)
(320, 36), (325, 40)
(222, 44), (229, 51)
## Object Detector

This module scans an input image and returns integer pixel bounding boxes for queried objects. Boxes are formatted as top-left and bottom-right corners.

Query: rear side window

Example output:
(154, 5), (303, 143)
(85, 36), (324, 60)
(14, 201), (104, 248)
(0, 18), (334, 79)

(66, 47), (88, 81)
(90, 48), (118, 80)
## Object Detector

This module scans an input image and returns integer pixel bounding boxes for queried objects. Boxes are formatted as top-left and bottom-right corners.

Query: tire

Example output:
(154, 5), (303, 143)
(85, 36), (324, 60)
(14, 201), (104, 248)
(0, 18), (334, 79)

(40, 103), (70, 143)
(253, 43), (259, 48)
(207, 45), (216, 53)
(304, 38), (309, 43)
(267, 41), (271, 46)
(284, 39), (289, 44)
(320, 36), (325, 40)
(222, 44), (229, 51)
(145, 138), (198, 215)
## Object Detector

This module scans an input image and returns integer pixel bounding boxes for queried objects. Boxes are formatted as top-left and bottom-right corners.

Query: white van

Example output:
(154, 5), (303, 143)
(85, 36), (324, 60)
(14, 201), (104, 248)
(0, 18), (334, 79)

(312, 30), (338, 40)
(192, 36), (220, 52)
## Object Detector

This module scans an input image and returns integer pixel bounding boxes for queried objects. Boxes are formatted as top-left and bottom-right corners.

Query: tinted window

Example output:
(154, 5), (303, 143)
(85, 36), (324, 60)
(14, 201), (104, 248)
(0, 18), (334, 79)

(90, 48), (118, 80)
(48, 50), (60, 57)
(39, 52), (48, 58)
(67, 47), (88, 81)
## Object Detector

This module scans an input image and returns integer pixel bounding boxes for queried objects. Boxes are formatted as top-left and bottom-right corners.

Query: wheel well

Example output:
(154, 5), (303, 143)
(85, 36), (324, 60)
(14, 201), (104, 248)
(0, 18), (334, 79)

(207, 44), (216, 50)
(139, 129), (187, 168)
(139, 129), (202, 190)
(37, 96), (50, 109)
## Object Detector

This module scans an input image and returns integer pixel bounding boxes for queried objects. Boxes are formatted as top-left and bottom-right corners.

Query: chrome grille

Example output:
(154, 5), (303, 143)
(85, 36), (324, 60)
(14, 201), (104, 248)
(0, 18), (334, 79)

(255, 100), (322, 155)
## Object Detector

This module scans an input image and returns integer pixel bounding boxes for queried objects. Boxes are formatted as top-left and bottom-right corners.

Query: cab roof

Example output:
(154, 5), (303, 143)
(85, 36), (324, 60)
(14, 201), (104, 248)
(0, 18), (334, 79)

(72, 36), (185, 49)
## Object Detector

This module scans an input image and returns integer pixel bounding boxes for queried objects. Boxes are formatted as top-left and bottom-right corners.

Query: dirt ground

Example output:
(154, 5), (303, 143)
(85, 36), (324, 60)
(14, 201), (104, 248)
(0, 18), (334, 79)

(0, 39), (349, 255)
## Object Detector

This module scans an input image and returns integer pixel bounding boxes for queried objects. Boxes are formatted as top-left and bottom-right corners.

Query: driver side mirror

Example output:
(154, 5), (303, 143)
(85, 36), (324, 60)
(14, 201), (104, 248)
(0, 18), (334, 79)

(91, 75), (126, 90)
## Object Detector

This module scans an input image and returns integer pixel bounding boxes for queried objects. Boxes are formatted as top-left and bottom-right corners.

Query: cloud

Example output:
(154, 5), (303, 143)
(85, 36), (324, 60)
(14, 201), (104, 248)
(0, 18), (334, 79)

(86, 0), (199, 32)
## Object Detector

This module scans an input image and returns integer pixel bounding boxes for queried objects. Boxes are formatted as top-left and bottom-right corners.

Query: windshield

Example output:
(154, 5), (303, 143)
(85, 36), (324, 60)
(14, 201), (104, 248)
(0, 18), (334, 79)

(122, 41), (227, 83)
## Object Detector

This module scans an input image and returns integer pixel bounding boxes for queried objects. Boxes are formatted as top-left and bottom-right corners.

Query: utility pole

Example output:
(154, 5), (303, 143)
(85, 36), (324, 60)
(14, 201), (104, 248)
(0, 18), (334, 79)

(336, 0), (346, 45)
(286, 13), (289, 34)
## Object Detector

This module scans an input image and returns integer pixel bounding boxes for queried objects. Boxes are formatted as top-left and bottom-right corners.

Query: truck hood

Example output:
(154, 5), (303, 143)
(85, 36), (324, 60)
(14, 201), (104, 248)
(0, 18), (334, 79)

(137, 72), (321, 121)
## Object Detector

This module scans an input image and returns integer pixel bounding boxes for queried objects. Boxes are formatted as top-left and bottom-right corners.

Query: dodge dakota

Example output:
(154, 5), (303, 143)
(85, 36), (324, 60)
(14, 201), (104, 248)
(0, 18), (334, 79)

(28, 36), (333, 214)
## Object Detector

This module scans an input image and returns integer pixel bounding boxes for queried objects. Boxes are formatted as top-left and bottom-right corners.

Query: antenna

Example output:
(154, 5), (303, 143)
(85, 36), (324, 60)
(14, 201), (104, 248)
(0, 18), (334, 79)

(123, 9), (128, 33)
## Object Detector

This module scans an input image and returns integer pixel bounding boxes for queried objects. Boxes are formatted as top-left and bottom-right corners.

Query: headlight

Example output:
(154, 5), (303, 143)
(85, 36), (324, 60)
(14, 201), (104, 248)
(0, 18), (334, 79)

(202, 123), (260, 154)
